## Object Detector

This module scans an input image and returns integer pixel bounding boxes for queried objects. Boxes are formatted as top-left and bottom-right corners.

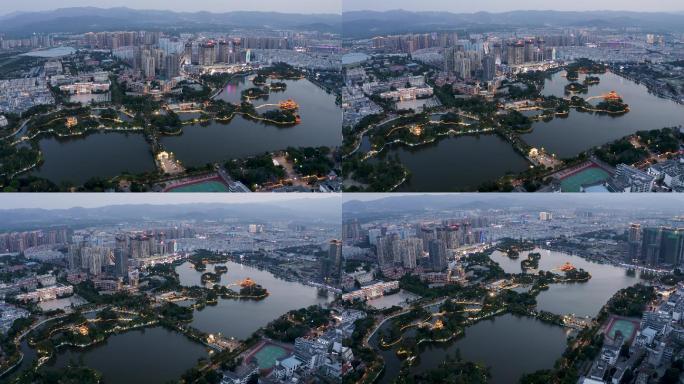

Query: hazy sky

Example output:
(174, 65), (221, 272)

(0, 0), (340, 15)
(343, 0), (684, 13)
(0, 194), (340, 209)
(342, 193), (684, 206)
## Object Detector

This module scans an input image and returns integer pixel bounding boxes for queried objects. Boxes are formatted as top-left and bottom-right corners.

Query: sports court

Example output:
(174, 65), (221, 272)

(166, 180), (230, 192)
(605, 316), (639, 342)
(251, 344), (288, 369)
(560, 166), (610, 192)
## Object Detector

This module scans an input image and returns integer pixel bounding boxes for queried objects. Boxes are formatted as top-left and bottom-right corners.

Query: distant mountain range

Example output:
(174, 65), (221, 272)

(342, 194), (684, 221)
(0, 7), (341, 35)
(3, 8), (680, 38)
(0, 199), (341, 231)
(342, 10), (684, 38)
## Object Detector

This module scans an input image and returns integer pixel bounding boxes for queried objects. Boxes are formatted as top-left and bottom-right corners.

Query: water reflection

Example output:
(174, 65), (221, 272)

(176, 260), (331, 339)
(524, 71), (684, 158)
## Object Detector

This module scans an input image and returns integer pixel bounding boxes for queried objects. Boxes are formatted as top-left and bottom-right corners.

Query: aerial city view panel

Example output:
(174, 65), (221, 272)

(341, 193), (684, 383)
(0, 193), (345, 383)
(341, 0), (684, 192)
(0, 1), (342, 192)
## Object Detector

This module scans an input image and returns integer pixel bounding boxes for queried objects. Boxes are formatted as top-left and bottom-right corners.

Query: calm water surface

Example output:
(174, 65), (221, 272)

(21, 47), (76, 58)
(523, 71), (684, 158)
(29, 77), (339, 182)
(46, 327), (208, 384)
(372, 314), (569, 384)
(30, 132), (154, 184)
(176, 260), (331, 339)
(490, 247), (642, 317)
(161, 78), (341, 167)
(391, 134), (529, 191)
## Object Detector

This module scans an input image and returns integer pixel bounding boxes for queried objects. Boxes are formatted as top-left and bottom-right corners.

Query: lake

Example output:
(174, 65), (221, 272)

(30, 132), (155, 184)
(160, 77), (341, 167)
(490, 247), (643, 317)
(46, 327), (208, 384)
(342, 53), (371, 65)
(523, 70), (684, 158)
(389, 134), (530, 191)
(27, 76), (339, 184)
(372, 313), (569, 384)
(21, 47), (76, 58)
(372, 247), (643, 383)
(176, 260), (331, 339)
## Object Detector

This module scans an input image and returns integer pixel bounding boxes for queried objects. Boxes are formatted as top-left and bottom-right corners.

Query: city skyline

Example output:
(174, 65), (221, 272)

(342, 0), (684, 13)
(0, 193), (341, 209)
(342, 193), (684, 207)
(0, 1), (341, 15)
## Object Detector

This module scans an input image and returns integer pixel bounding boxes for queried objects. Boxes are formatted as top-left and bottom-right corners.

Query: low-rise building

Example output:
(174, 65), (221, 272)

(607, 164), (655, 192)
(648, 157), (684, 189)
(0, 302), (30, 333)
(15, 284), (73, 302)
(379, 86), (433, 101)
(272, 355), (301, 380)
(341, 280), (399, 302)
(221, 364), (258, 384)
